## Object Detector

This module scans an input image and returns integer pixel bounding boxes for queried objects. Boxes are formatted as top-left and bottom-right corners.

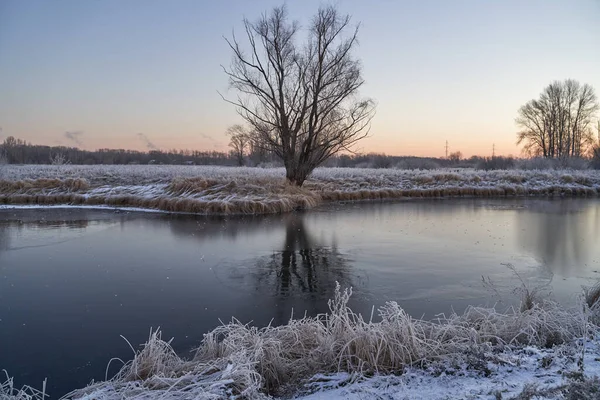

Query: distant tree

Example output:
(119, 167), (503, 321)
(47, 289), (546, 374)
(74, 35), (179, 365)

(223, 5), (375, 186)
(3, 136), (17, 148)
(364, 153), (391, 168)
(516, 80), (599, 158)
(226, 125), (249, 166)
(0, 136), (241, 166)
(590, 122), (600, 169)
(49, 152), (69, 165)
(448, 151), (462, 163)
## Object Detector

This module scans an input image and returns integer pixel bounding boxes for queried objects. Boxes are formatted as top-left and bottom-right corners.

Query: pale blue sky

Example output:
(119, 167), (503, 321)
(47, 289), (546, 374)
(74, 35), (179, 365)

(1, 0), (598, 156)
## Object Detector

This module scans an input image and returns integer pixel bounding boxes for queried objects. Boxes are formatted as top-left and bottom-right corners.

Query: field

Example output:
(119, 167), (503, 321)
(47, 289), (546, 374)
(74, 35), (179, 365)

(1, 165), (600, 214)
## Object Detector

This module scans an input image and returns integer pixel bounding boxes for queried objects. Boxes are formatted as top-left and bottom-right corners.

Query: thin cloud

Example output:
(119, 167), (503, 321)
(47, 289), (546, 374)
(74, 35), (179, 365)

(200, 133), (215, 142)
(64, 131), (84, 147)
(136, 133), (157, 150)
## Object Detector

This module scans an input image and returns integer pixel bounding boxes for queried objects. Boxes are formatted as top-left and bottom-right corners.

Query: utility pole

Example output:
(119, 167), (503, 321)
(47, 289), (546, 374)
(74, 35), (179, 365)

(492, 143), (495, 158)
(445, 140), (448, 159)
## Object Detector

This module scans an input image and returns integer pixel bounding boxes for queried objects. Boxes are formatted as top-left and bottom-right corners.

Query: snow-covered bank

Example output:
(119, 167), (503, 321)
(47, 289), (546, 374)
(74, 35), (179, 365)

(298, 344), (600, 399)
(1, 165), (600, 214)
(4, 284), (600, 400)
(4, 347), (600, 399)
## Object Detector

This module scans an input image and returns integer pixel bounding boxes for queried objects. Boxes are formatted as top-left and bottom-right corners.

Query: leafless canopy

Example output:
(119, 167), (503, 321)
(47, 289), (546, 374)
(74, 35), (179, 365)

(222, 5), (375, 185)
(516, 80), (599, 158)
(448, 151), (462, 163)
(226, 124), (249, 166)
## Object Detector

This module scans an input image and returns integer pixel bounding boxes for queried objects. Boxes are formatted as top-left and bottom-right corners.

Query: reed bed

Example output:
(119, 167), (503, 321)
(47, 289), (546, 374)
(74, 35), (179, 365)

(1, 165), (600, 214)
(26, 283), (591, 400)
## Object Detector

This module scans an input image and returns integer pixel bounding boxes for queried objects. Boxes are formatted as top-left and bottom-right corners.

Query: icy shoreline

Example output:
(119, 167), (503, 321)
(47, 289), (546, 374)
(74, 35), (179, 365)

(4, 284), (600, 400)
(1, 165), (600, 214)
(5, 345), (600, 400)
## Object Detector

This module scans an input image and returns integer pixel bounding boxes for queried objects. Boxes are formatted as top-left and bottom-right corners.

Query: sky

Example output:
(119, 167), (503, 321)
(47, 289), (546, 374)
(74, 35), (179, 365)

(0, 0), (599, 158)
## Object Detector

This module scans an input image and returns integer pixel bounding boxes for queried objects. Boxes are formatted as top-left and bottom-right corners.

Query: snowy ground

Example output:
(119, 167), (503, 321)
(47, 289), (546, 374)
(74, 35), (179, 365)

(8, 335), (599, 399)
(297, 342), (600, 399)
(1, 165), (600, 214)
(1, 164), (600, 189)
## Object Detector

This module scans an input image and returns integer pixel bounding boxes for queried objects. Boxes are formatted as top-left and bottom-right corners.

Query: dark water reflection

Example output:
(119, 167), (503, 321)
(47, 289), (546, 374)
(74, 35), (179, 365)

(516, 200), (600, 275)
(1, 198), (600, 397)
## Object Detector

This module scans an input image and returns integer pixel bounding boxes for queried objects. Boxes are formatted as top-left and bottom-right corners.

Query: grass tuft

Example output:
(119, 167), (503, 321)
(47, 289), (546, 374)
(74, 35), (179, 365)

(584, 282), (600, 311)
(57, 283), (591, 399)
(0, 371), (46, 400)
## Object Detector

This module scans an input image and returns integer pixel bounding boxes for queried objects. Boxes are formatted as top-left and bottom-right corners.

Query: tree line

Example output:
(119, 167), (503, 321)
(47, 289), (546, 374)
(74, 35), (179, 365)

(0, 136), (235, 166)
(0, 134), (502, 169)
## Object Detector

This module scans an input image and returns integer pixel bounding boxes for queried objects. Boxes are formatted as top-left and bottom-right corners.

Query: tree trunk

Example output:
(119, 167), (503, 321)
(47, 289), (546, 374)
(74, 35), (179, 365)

(285, 165), (308, 187)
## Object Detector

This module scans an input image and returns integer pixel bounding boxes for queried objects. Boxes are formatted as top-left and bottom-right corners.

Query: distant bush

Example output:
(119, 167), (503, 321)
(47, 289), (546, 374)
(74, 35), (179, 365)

(394, 158), (441, 170)
(591, 146), (600, 170)
(517, 157), (589, 170)
(476, 156), (515, 170)
(256, 161), (283, 168)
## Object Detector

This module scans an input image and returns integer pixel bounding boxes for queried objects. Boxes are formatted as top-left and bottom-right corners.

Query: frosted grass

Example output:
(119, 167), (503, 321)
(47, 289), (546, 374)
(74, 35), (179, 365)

(1, 165), (600, 214)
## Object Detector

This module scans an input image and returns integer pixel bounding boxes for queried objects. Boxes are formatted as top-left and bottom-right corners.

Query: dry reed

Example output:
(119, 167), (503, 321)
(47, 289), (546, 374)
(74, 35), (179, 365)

(56, 284), (595, 400)
(0, 371), (45, 400)
(1, 166), (599, 214)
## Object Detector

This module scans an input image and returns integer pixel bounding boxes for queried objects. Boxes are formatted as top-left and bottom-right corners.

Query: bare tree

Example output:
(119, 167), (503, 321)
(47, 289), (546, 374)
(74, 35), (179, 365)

(223, 5), (375, 186)
(0, 128), (4, 166)
(49, 152), (69, 165)
(516, 80), (599, 159)
(226, 124), (249, 166)
(448, 151), (462, 163)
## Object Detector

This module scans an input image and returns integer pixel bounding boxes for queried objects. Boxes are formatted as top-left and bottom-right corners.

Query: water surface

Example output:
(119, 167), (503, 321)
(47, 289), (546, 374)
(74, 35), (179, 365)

(1, 198), (600, 396)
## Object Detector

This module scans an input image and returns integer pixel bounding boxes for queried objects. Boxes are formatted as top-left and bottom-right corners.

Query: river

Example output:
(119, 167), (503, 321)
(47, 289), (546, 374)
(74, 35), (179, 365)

(1, 198), (599, 396)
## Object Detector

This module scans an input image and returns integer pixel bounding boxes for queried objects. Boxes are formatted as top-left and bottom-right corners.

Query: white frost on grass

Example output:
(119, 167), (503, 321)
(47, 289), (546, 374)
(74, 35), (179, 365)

(2, 165), (600, 189)
(1, 165), (600, 214)
(20, 284), (593, 400)
(297, 339), (600, 399)
(0, 371), (46, 400)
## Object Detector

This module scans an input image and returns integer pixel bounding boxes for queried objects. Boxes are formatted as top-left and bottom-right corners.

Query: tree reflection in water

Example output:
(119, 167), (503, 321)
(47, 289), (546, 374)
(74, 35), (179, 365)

(0, 222), (9, 260)
(253, 213), (359, 297)
(517, 199), (600, 276)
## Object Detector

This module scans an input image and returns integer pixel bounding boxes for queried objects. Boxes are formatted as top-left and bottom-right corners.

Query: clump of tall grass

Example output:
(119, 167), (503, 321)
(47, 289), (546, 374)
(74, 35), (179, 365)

(0, 371), (45, 400)
(61, 284), (593, 399)
(583, 282), (600, 326)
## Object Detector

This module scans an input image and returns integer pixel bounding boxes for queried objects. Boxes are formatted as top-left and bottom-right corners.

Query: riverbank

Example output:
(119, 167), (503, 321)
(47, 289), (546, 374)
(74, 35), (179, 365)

(1, 165), (600, 214)
(4, 284), (600, 399)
